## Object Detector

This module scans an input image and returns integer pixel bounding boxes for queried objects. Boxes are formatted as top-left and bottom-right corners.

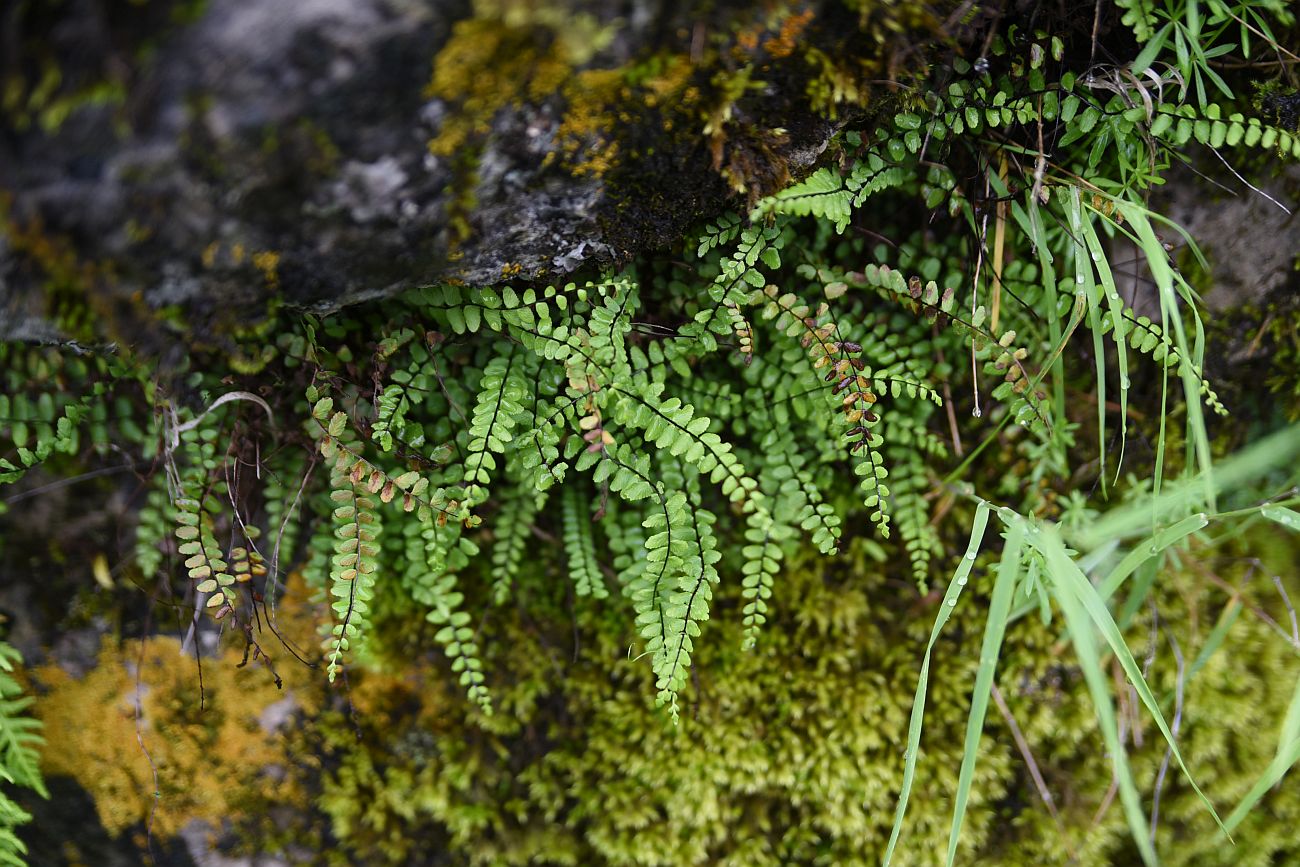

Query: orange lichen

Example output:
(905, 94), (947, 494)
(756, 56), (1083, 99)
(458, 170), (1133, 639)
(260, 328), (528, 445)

(33, 577), (324, 839)
(763, 7), (816, 59)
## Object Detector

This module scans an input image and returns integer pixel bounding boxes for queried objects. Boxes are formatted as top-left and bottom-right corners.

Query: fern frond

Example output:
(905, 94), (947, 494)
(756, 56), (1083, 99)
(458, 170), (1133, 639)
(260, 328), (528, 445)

(888, 441), (941, 590)
(0, 642), (45, 866)
(462, 348), (528, 509)
(323, 449), (381, 682)
(696, 211), (743, 256)
(858, 266), (1053, 434)
(490, 482), (544, 605)
(416, 518), (491, 714)
(648, 479), (711, 723)
(756, 283), (894, 535)
(1098, 309), (1227, 415)
(562, 484), (607, 599)
(175, 494), (239, 618)
(609, 379), (762, 510)
(753, 167), (854, 231)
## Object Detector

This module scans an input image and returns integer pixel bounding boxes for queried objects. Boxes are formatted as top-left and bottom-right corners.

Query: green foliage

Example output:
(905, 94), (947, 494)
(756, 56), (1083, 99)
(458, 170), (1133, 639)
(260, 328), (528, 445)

(3, 2), (1300, 862)
(0, 344), (131, 494)
(0, 643), (45, 867)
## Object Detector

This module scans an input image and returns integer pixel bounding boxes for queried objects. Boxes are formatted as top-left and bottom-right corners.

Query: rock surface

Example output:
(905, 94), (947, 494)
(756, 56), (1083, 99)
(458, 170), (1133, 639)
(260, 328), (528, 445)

(1, 0), (877, 346)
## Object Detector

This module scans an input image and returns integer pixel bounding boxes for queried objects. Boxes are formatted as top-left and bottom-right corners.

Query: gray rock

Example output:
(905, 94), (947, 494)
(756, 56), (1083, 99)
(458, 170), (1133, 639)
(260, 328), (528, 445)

(0, 0), (849, 347)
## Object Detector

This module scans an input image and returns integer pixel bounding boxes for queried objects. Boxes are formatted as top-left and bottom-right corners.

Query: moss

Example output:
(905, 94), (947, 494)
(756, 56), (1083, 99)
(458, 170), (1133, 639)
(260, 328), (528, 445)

(1210, 282), (1300, 424)
(114, 525), (1286, 867)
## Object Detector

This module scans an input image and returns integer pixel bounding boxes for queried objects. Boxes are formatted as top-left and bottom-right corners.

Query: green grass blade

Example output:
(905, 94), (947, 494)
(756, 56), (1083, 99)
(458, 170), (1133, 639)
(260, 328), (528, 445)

(1039, 527), (1229, 839)
(1096, 513), (1209, 604)
(1278, 669), (1300, 768)
(1261, 506), (1300, 532)
(1081, 213), (1130, 483)
(945, 515), (1024, 866)
(1126, 207), (1215, 510)
(883, 501), (992, 867)
(1068, 190), (1109, 495)
(1225, 736), (1300, 833)
(1078, 424), (1300, 547)
(1117, 559), (1161, 631)
(1184, 599), (1242, 686)
(1037, 528), (1158, 866)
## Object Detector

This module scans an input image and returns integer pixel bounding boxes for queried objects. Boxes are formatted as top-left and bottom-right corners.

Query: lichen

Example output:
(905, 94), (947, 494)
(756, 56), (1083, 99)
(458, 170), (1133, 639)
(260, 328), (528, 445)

(424, 19), (575, 159)
(34, 637), (303, 838)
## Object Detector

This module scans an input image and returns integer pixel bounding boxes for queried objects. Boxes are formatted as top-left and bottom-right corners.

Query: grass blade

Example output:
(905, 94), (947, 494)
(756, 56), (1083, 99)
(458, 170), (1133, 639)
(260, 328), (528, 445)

(883, 501), (992, 866)
(1096, 513), (1209, 604)
(1081, 213), (1131, 483)
(1068, 190), (1109, 495)
(1117, 559), (1162, 631)
(1126, 207), (1216, 511)
(1225, 736), (1300, 833)
(1261, 506), (1300, 532)
(1078, 424), (1300, 548)
(1037, 527), (1158, 866)
(1184, 599), (1242, 687)
(1278, 669), (1300, 768)
(945, 515), (1024, 865)
(1038, 527), (1229, 840)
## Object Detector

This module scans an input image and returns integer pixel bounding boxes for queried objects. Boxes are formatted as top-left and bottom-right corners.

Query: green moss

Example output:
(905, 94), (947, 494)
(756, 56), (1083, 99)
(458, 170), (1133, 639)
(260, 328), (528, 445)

(200, 527), (1287, 866)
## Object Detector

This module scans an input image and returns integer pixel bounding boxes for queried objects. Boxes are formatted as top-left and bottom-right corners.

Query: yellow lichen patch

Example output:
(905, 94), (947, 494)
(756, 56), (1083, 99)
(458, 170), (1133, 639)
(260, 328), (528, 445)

(640, 54), (695, 104)
(552, 69), (625, 177)
(425, 20), (573, 158)
(252, 250), (281, 290)
(550, 54), (696, 178)
(34, 630), (319, 838)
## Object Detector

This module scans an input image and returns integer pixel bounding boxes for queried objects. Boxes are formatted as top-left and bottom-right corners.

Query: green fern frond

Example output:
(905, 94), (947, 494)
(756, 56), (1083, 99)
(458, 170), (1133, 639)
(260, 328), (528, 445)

(0, 642), (45, 867)
(562, 483), (607, 599)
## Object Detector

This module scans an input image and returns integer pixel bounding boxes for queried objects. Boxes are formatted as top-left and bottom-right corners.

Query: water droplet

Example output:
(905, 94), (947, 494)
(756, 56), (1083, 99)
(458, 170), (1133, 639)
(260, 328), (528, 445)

(1120, 376), (1130, 389)
(1091, 251), (1100, 261)
(971, 406), (983, 418)
(957, 577), (968, 586)
(966, 551), (977, 560)
(1075, 275), (1085, 284)
(947, 598), (957, 606)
